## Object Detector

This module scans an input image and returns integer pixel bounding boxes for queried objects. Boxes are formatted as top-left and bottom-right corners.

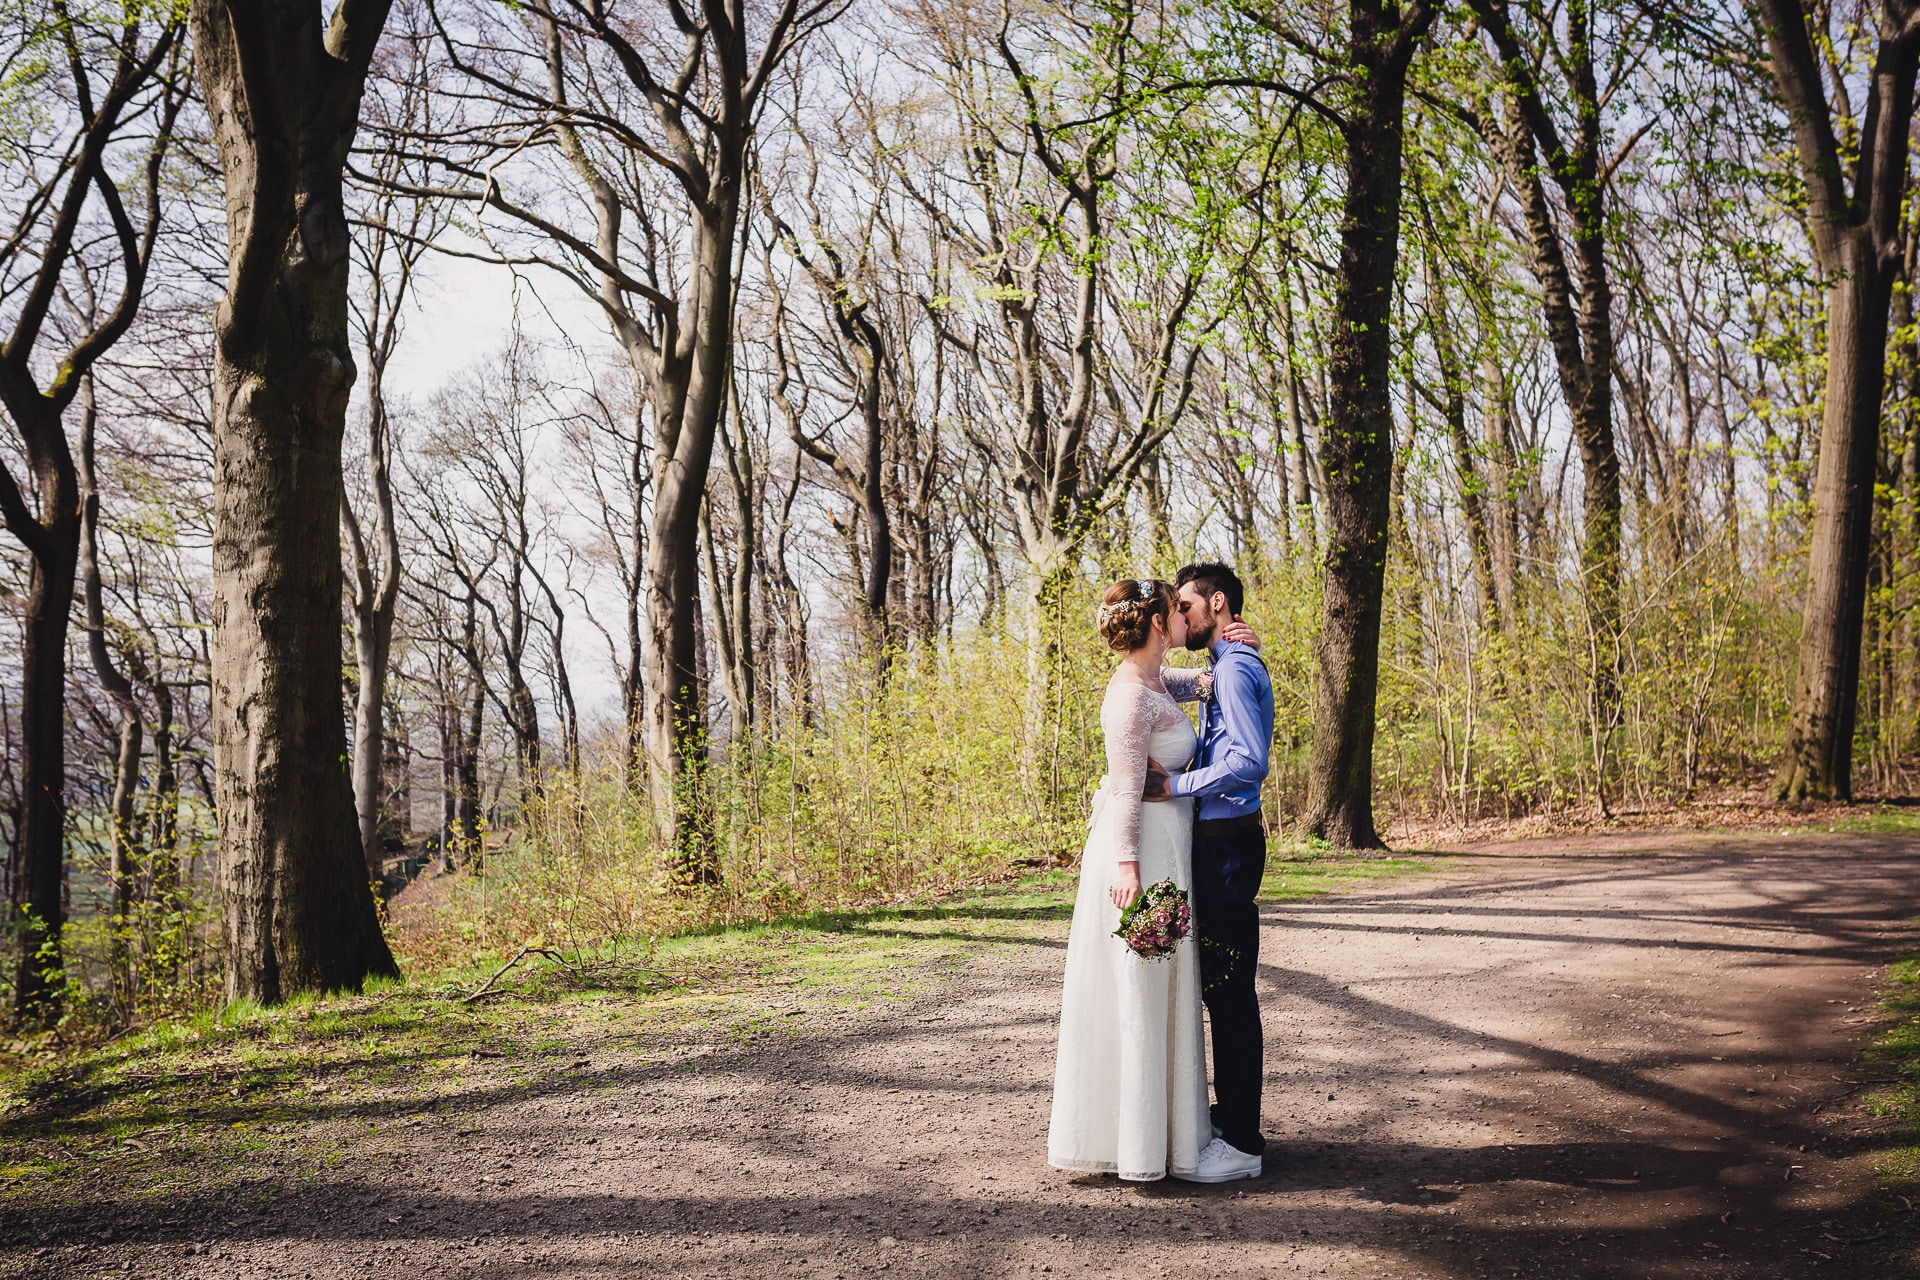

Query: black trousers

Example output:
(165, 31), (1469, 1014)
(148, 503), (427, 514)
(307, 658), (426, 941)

(1193, 822), (1266, 1156)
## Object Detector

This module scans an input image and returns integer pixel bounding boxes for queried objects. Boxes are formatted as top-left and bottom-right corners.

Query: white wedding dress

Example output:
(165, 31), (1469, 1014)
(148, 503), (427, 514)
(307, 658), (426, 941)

(1047, 677), (1210, 1181)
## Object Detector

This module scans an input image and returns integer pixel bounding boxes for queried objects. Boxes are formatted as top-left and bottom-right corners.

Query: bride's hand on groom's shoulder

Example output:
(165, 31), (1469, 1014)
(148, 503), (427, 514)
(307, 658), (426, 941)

(1221, 617), (1262, 651)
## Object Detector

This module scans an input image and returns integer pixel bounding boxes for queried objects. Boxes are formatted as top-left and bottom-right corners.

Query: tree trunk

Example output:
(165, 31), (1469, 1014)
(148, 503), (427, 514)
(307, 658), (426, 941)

(1760, 0), (1920, 799)
(1141, 456), (1175, 566)
(705, 373), (759, 731)
(79, 378), (144, 1003)
(1480, 354), (1521, 625)
(1303, 0), (1434, 850)
(1019, 550), (1072, 793)
(1778, 236), (1897, 798)
(532, 568), (581, 774)
(445, 593), (486, 868)
(192, 0), (398, 1001)
(104, 707), (142, 993)
(459, 672), (484, 862)
(625, 413), (647, 795)
(1278, 269), (1318, 553)
(641, 200), (737, 880)
(343, 281), (407, 876)
(11, 514), (79, 1017)
(145, 672), (179, 908)
(1468, 60), (1621, 711)
(644, 458), (714, 877)
(500, 638), (541, 801)
(851, 313), (892, 647)
(348, 607), (393, 876)
(446, 691), (483, 868)
(767, 464), (815, 725)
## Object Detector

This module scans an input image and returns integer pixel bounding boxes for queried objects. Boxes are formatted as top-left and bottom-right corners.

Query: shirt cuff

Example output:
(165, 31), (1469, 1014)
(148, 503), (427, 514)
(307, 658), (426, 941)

(1166, 771), (1196, 798)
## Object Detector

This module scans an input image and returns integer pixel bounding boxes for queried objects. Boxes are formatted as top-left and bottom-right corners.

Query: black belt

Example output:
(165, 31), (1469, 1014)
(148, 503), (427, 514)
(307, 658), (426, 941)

(1195, 813), (1264, 837)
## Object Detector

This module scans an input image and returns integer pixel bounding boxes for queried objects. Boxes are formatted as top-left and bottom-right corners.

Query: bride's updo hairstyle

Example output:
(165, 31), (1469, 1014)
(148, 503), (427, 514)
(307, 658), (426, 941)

(1096, 578), (1175, 652)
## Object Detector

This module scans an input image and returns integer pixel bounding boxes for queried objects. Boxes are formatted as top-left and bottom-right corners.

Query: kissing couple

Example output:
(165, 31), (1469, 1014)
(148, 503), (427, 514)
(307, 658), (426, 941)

(1047, 562), (1274, 1184)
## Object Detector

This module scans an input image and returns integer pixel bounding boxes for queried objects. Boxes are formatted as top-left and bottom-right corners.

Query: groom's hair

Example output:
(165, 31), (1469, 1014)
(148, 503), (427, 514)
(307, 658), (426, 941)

(1175, 562), (1244, 617)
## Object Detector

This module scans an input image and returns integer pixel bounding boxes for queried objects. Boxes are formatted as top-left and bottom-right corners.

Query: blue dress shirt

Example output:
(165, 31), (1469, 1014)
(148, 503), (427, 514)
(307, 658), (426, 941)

(1166, 638), (1273, 821)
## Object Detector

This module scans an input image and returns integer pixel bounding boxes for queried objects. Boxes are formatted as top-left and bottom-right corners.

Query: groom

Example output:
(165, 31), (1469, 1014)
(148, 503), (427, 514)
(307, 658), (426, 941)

(1145, 562), (1273, 1183)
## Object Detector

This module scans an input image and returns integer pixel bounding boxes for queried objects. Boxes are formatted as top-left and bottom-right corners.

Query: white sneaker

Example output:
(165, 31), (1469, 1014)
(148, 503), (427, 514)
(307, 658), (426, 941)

(1172, 1137), (1262, 1183)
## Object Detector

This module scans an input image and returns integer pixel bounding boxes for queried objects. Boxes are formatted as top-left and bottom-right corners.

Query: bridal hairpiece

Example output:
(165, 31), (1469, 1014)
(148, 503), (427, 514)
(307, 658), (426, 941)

(1097, 579), (1159, 628)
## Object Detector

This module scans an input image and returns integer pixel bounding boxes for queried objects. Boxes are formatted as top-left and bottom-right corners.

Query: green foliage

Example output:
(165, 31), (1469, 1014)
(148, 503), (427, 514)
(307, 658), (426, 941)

(390, 624), (1111, 977)
(0, 0), (59, 163)
(1240, 535), (1799, 824)
(378, 566), (1447, 989)
(0, 796), (221, 1034)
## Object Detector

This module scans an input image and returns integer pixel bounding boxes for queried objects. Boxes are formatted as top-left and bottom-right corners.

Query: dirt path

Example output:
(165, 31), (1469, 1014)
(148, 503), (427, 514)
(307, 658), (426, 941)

(16, 830), (1920, 1278)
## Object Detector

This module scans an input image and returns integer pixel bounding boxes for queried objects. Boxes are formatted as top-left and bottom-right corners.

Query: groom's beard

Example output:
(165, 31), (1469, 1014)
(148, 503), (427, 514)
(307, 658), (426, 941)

(1184, 612), (1216, 651)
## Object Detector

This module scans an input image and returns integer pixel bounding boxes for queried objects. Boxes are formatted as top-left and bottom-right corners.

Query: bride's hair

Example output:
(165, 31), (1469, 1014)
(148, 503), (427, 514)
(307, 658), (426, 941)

(1096, 578), (1174, 652)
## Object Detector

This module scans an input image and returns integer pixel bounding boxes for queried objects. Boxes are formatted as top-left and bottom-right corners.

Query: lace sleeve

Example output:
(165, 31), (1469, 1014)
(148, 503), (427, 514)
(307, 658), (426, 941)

(1102, 684), (1158, 864)
(1159, 667), (1203, 702)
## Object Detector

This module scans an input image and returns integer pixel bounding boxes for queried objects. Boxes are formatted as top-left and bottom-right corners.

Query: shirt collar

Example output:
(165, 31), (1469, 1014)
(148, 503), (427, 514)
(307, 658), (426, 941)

(1209, 637), (1235, 664)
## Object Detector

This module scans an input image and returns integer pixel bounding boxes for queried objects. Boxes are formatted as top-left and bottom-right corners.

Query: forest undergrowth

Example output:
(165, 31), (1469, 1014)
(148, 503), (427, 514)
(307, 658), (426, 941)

(311, 547), (1843, 1010)
(5, 550), (1887, 1049)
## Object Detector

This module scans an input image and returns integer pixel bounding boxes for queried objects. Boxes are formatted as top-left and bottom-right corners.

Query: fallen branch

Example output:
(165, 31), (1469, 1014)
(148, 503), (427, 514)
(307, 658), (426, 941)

(461, 946), (574, 1003)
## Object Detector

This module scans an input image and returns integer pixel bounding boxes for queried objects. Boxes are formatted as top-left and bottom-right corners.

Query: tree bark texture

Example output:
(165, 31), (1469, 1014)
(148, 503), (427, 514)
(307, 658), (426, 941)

(10, 516), (78, 1013)
(192, 0), (398, 1000)
(144, 672), (180, 908)
(348, 584), (395, 875)
(640, 250), (731, 878)
(1760, 0), (1920, 800)
(1479, 354), (1522, 626)
(702, 381), (758, 735)
(1779, 236), (1902, 798)
(1303, 0), (1435, 850)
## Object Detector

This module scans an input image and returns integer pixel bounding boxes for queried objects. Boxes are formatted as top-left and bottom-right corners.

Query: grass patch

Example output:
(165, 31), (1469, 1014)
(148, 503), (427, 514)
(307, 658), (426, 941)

(1831, 804), (1920, 837)
(1867, 955), (1920, 1189)
(1261, 845), (1433, 900)
(1859, 949), (1920, 1273)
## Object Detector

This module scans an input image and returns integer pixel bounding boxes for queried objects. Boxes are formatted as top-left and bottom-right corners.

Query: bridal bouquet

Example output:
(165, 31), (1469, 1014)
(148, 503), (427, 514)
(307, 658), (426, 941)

(1113, 880), (1192, 959)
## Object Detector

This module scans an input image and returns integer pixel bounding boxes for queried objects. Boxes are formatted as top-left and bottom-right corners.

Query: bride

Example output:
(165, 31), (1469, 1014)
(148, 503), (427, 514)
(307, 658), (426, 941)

(1047, 577), (1258, 1183)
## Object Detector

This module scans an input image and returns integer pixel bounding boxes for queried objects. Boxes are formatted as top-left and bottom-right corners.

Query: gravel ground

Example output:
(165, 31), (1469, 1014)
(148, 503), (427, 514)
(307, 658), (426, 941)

(11, 829), (1920, 1278)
